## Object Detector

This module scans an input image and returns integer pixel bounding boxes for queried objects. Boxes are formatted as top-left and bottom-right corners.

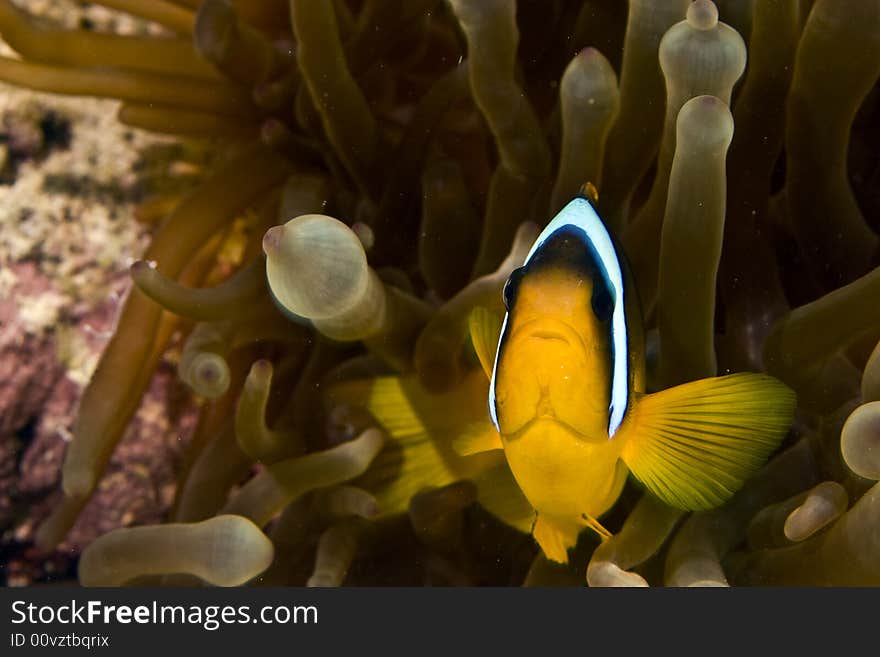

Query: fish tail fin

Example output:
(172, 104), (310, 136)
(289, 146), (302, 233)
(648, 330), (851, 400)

(621, 373), (796, 511)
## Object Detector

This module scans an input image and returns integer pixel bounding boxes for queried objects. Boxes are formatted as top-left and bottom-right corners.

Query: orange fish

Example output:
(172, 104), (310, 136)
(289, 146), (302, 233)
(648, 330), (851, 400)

(332, 192), (796, 564)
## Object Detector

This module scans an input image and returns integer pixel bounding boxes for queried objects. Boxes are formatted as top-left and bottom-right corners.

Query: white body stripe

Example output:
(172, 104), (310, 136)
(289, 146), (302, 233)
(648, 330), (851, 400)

(489, 197), (629, 438)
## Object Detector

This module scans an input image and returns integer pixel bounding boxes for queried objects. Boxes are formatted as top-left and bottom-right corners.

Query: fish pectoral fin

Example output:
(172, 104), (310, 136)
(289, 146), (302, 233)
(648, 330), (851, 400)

(533, 515), (581, 564)
(467, 306), (504, 380)
(472, 459), (535, 535)
(452, 423), (504, 456)
(621, 373), (796, 511)
(328, 372), (495, 517)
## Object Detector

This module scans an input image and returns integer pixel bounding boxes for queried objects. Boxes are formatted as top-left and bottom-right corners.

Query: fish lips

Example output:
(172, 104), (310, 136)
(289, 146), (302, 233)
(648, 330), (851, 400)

(509, 318), (588, 352)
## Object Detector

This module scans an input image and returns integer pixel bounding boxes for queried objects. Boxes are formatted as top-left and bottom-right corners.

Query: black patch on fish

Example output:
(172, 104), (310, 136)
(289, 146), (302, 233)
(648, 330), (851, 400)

(502, 267), (525, 311)
(514, 225), (617, 330)
(591, 279), (614, 323)
(497, 224), (619, 420)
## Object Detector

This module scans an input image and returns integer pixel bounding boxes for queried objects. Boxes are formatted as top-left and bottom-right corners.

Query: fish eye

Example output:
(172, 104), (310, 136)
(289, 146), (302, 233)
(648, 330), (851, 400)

(591, 281), (615, 323)
(502, 267), (525, 311)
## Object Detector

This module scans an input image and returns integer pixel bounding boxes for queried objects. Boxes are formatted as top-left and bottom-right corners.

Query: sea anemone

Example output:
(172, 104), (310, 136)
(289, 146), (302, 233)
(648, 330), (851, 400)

(1, 0), (878, 587)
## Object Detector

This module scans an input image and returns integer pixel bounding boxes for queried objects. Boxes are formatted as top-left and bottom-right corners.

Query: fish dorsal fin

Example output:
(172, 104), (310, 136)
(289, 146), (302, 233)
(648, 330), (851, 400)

(468, 306), (504, 380)
(621, 373), (796, 511)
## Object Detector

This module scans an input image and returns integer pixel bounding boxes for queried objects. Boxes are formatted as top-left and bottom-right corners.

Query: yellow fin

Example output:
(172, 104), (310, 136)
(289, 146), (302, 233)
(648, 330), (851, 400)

(329, 376), (455, 515)
(471, 460), (535, 535)
(622, 373), (796, 511)
(533, 515), (580, 564)
(452, 422), (503, 456)
(329, 371), (517, 526)
(467, 306), (503, 380)
(580, 512), (613, 542)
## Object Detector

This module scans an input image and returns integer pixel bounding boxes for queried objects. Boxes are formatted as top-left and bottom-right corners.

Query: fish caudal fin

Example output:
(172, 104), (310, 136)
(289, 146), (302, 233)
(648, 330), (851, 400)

(468, 306), (503, 380)
(621, 373), (796, 511)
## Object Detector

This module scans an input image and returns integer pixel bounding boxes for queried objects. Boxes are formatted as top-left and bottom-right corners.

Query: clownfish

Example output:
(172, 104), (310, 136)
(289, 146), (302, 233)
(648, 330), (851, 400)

(464, 190), (796, 561)
(329, 190), (796, 565)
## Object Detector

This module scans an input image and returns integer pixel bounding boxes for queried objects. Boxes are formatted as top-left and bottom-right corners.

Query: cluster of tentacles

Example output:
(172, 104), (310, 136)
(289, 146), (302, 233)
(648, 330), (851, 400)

(1, 0), (879, 586)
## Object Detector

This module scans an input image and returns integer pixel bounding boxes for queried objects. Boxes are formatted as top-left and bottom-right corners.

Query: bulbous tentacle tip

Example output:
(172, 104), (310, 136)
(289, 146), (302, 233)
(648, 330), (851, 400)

(129, 259), (156, 291)
(687, 0), (719, 31)
(306, 574), (335, 588)
(260, 117), (285, 141)
(351, 222), (375, 250)
(841, 401), (880, 480)
(129, 259), (154, 276)
(191, 353), (231, 398)
(685, 578), (728, 587)
(677, 94), (735, 150)
(262, 225), (284, 256)
(61, 469), (95, 500)
(264, 214), (371, 321)
(249, 358), (274, 381)
(695, 93), (722, 109)
(194, 0), (236, 59)
(783, 482), (847, 542)
(586, 561), (650, 587)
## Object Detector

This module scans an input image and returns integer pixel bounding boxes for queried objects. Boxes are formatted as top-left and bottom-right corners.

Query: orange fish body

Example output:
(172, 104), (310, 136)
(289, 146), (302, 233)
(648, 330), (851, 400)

(475, 194), (796, 561)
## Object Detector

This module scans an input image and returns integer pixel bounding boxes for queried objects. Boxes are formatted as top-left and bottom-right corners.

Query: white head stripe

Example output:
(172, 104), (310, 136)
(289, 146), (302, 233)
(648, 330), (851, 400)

(489, 197), (629, 437)
(488, 313), (508, 431)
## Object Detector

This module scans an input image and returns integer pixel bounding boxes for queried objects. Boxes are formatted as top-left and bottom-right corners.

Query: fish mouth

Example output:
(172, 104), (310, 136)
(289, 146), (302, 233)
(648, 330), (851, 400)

(530, 329), (569, 343)
(512, 318), (585, 351)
